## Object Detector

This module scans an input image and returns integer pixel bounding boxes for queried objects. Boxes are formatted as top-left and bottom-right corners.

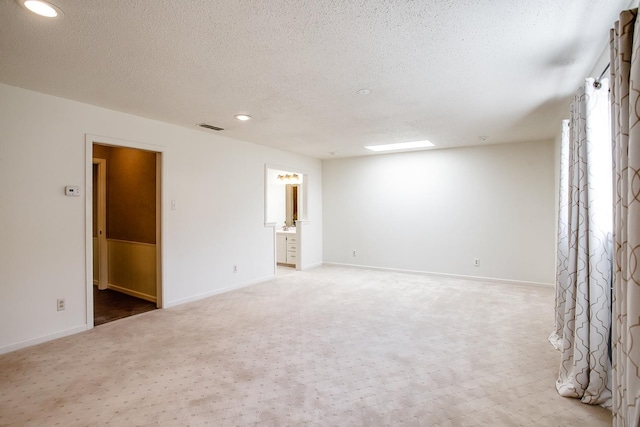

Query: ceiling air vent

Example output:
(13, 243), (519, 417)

(198, 123), (224, 131)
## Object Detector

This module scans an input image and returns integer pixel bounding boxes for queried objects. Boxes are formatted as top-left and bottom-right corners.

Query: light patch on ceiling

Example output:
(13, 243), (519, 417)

(365, 140), (434, 152)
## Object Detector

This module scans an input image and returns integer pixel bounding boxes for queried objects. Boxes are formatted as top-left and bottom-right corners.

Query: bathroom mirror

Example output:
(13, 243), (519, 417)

(286, 184), (299, 227)
(265, 166), (305, 228)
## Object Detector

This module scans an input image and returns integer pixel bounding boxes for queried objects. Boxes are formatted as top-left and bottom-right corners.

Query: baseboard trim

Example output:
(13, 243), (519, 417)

(107, 283), (157, 303)
(322, 262), (554, 288)
(0, 325), (89, 355)
(164, 275), (275, 308)
(301, 261), (323, 270)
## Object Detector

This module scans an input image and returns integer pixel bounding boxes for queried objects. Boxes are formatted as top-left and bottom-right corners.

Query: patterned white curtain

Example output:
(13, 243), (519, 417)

(550, 120), (570, 351)
(551, 78), (613, 408)
(610, 9), (640, 425)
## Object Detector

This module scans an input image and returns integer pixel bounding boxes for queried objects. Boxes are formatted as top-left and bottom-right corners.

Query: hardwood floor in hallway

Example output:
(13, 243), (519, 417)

(93, 287), (156, 326)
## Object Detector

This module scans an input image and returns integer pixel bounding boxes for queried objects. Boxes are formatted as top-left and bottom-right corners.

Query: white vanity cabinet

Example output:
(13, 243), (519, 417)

(276, 232), (297, 266)
(286, 235), (297, 264)
(276, 233), (287, 263)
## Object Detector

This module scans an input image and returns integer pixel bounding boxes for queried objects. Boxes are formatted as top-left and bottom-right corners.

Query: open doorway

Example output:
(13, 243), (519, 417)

(265, 166), (306, 275)
(91, 143), (161, 325)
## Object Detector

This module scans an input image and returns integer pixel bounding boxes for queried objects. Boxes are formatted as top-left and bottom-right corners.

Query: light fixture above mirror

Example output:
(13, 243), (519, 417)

(276, 173), (302, 184)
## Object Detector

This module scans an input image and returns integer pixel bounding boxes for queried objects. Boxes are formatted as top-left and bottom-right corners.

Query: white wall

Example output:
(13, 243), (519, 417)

(266, 168), (287, 228)
(322, 140), (556, 284)
(0, 83), (322, 353)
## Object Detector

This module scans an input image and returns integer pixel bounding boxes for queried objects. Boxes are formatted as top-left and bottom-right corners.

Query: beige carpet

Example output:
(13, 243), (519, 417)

(0, 265), (611, 426)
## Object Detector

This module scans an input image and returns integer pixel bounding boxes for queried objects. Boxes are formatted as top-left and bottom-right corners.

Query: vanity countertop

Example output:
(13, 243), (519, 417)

(276, 229), (297, 234)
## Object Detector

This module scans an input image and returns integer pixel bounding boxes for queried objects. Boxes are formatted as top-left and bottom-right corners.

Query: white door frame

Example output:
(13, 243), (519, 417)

(92, 158), (108, 290)
(264, 164), (308, 273)
(85, 134), (166, 329)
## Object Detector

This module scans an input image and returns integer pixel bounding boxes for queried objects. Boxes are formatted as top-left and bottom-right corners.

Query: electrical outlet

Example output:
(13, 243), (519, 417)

(57, 298), (65, 311)
(474, 258), (480, 267)
(233, 265), (238, 273)
(352, 250), (357, 257)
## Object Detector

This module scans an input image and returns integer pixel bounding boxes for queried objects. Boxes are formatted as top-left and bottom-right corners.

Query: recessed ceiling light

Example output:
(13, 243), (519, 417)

(357, 89), (371, 95)
(19, 0), (62, 18)
(234, 114), (252, 121)
(365, 140), (434, 152)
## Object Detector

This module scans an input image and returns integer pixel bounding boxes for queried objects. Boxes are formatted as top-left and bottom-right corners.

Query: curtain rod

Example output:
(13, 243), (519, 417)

(594, 63), (611, 88)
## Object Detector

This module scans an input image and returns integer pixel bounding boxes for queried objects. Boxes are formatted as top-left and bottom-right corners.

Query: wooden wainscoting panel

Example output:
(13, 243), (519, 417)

(107, 239), (156, 302)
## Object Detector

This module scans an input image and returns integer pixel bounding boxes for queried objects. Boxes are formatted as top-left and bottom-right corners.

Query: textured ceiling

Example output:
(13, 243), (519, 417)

(0, 1), (632, 158)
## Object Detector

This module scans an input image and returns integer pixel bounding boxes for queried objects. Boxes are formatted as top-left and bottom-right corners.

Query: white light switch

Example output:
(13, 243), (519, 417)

(171, 200), (176, 210)
(65, 186), (81, 197)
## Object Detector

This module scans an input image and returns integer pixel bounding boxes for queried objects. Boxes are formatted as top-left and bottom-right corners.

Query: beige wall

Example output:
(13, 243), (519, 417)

(93, 144), (156, 244)
(323, 140), (556, 284)
(0, 82), (324, 353)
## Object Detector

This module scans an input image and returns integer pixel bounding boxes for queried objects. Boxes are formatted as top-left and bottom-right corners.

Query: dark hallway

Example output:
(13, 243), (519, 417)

(93, 287), (156, 326)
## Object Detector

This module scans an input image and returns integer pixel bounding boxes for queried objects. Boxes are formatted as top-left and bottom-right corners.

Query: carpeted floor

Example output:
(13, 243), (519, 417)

(93, 287), (157, 326)
(0, 266), (611, 426)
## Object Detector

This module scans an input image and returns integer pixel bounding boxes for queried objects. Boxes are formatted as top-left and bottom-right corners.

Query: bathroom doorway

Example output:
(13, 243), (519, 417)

(265, 166), (306, 275)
